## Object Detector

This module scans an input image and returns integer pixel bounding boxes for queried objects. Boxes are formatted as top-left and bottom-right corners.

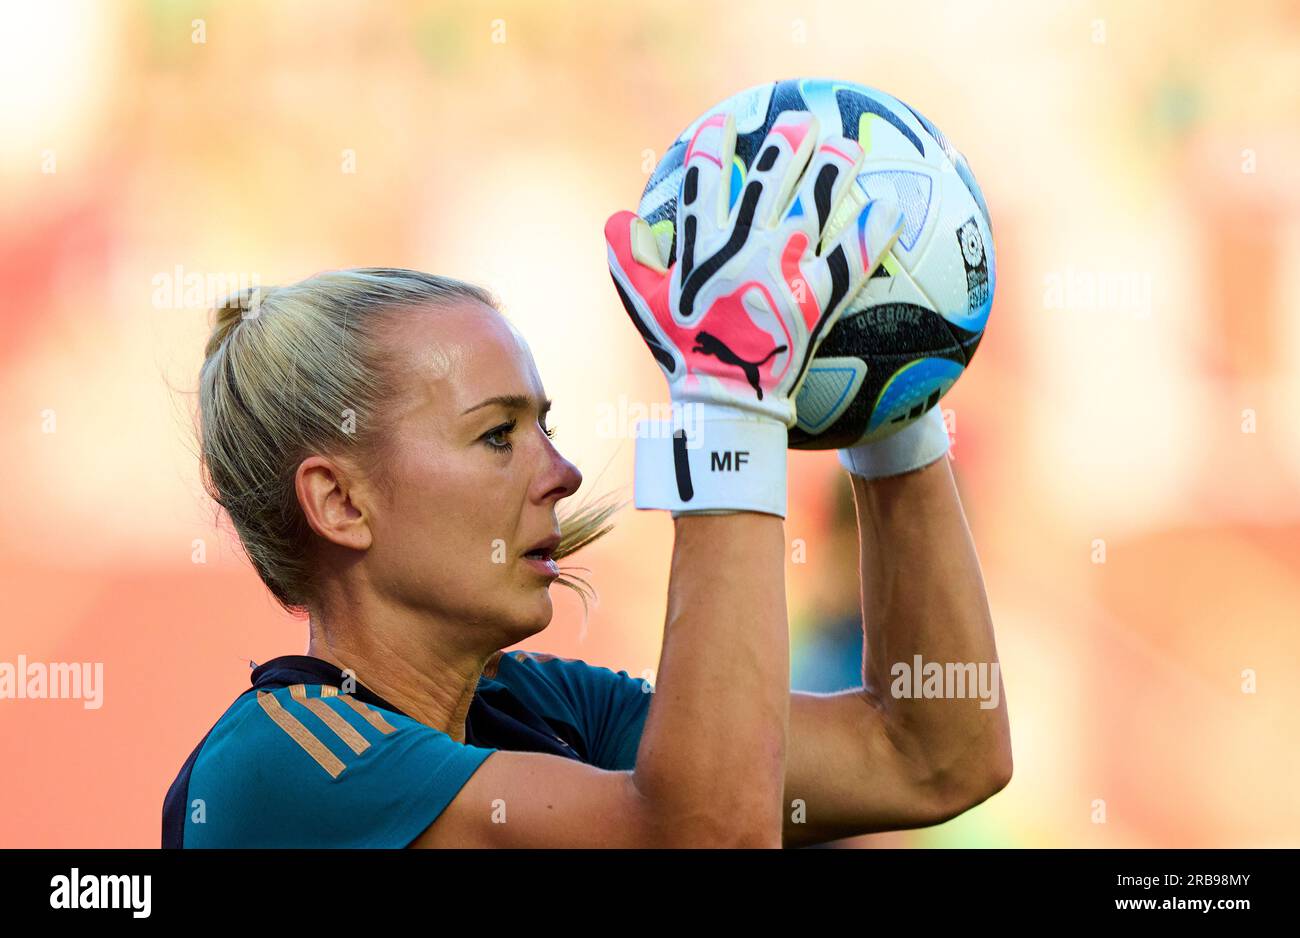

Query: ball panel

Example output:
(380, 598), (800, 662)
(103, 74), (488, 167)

(855, 162), (942, 264)
(859, 169), (933, 252)
(789, 348), (964, 449)
(868, 357), (964, 436)
(899, 97), (993, 235)
(791, 356), (867, 434)
(824, 256), (963, 361)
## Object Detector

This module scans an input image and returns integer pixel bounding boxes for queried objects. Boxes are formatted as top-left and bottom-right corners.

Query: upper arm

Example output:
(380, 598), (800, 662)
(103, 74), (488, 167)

(418, 689), (951, 849)
(408, 749), (664, 848)
(783, 690), (955, 847)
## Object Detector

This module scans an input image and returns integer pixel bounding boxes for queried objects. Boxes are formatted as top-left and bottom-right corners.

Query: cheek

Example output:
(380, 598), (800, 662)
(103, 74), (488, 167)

(378, 444), (520, 576)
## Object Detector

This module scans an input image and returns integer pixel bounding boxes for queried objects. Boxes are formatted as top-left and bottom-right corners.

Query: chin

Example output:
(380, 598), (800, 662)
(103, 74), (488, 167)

(502, 587), (554, 639)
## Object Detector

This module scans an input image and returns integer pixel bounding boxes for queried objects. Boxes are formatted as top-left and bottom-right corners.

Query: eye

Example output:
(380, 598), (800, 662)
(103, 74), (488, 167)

(542, 421), (557, 440)
(483, 419), (517, 453)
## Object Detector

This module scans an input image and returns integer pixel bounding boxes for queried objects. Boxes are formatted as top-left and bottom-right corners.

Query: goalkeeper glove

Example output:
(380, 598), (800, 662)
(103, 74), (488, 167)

(605, 109), (902, 516)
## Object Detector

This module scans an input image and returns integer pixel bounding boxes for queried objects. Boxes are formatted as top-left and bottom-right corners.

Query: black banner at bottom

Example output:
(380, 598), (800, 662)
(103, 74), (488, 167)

(0, 848), (1286, 924)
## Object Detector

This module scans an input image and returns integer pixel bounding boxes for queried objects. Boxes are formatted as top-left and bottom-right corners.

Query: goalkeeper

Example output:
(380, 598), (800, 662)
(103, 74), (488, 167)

(163, 109), (1010, 848)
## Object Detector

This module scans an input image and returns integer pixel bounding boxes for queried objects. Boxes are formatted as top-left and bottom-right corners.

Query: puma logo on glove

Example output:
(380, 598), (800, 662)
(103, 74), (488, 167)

(691, 332), (787, 401)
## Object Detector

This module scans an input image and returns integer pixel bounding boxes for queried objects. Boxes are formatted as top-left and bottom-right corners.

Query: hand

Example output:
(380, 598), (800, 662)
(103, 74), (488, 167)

(606, 109), (901, 426)
(606, 108), (902, 515)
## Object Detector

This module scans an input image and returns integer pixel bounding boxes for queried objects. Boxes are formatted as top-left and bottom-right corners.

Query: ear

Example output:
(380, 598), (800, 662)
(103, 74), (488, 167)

(295, 455), (374, 551)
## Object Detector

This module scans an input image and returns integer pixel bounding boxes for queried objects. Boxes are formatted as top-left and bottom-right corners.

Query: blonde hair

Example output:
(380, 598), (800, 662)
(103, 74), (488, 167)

(197, 267), (620, 617)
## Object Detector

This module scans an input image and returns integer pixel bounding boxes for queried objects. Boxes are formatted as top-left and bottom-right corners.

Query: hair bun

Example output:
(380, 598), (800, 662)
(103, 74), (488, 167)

(205, 286), (270, 360)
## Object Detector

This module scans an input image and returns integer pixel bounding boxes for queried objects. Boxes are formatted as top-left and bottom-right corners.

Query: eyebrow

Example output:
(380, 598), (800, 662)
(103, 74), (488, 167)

(460, 394), (552, 417)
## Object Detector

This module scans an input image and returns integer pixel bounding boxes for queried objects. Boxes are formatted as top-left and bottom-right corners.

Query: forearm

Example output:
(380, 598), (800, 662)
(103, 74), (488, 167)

(852, 457), (1011, 798)
(631, 513), (789, 847)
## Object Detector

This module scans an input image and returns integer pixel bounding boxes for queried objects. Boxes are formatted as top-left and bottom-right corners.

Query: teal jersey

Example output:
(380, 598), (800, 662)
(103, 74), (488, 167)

(162, 651), (652, 848)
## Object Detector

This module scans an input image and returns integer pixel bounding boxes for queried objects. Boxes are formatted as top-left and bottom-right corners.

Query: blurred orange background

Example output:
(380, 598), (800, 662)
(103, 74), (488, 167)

(2, 0), (1298, 848)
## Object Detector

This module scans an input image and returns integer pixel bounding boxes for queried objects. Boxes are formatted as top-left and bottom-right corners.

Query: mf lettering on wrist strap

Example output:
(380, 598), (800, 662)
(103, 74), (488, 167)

(633, 418), (787, 517)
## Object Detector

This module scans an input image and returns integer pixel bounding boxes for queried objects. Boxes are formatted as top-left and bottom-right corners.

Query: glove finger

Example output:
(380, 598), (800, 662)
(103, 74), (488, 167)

(782, 133), (865, 249)
(820, 194), (903, 316)
(604, 209), (669, 274)
(604, 210), (679, 377)
(786, 195), (903, 401)
(744, 110), (820, 231)
(676, 110), (738, 277)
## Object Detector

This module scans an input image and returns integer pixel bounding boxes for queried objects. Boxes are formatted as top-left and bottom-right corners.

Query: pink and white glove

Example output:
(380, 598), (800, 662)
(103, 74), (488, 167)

(605, 109), (903, 516)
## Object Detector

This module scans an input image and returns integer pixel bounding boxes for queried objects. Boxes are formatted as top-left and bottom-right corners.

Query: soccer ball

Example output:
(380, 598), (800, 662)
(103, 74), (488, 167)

(638, 78), (995, 449)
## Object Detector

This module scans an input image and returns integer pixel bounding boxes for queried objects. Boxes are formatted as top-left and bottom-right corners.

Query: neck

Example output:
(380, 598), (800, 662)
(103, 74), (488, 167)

(305, 604), (500, 744)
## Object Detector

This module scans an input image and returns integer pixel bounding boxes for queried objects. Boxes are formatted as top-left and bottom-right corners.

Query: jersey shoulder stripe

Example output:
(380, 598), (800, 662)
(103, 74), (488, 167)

(254, 684), (385, 776)
(180, 682), (492, 847)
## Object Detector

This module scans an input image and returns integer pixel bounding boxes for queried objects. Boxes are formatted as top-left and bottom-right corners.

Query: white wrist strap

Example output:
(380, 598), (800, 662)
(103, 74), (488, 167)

(838, 405), (951, 480)
(634, 417), (787, 517)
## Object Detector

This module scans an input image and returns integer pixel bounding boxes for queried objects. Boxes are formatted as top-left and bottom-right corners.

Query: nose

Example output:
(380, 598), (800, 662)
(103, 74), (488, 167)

(535, 434), (582, 504)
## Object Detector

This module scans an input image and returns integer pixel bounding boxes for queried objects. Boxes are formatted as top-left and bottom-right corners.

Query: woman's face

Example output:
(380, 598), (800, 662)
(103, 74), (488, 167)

(361, 300), (582, 643)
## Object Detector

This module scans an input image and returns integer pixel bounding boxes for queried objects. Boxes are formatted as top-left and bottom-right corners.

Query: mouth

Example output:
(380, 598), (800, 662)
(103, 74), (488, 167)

(522, 534), (561, 578)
